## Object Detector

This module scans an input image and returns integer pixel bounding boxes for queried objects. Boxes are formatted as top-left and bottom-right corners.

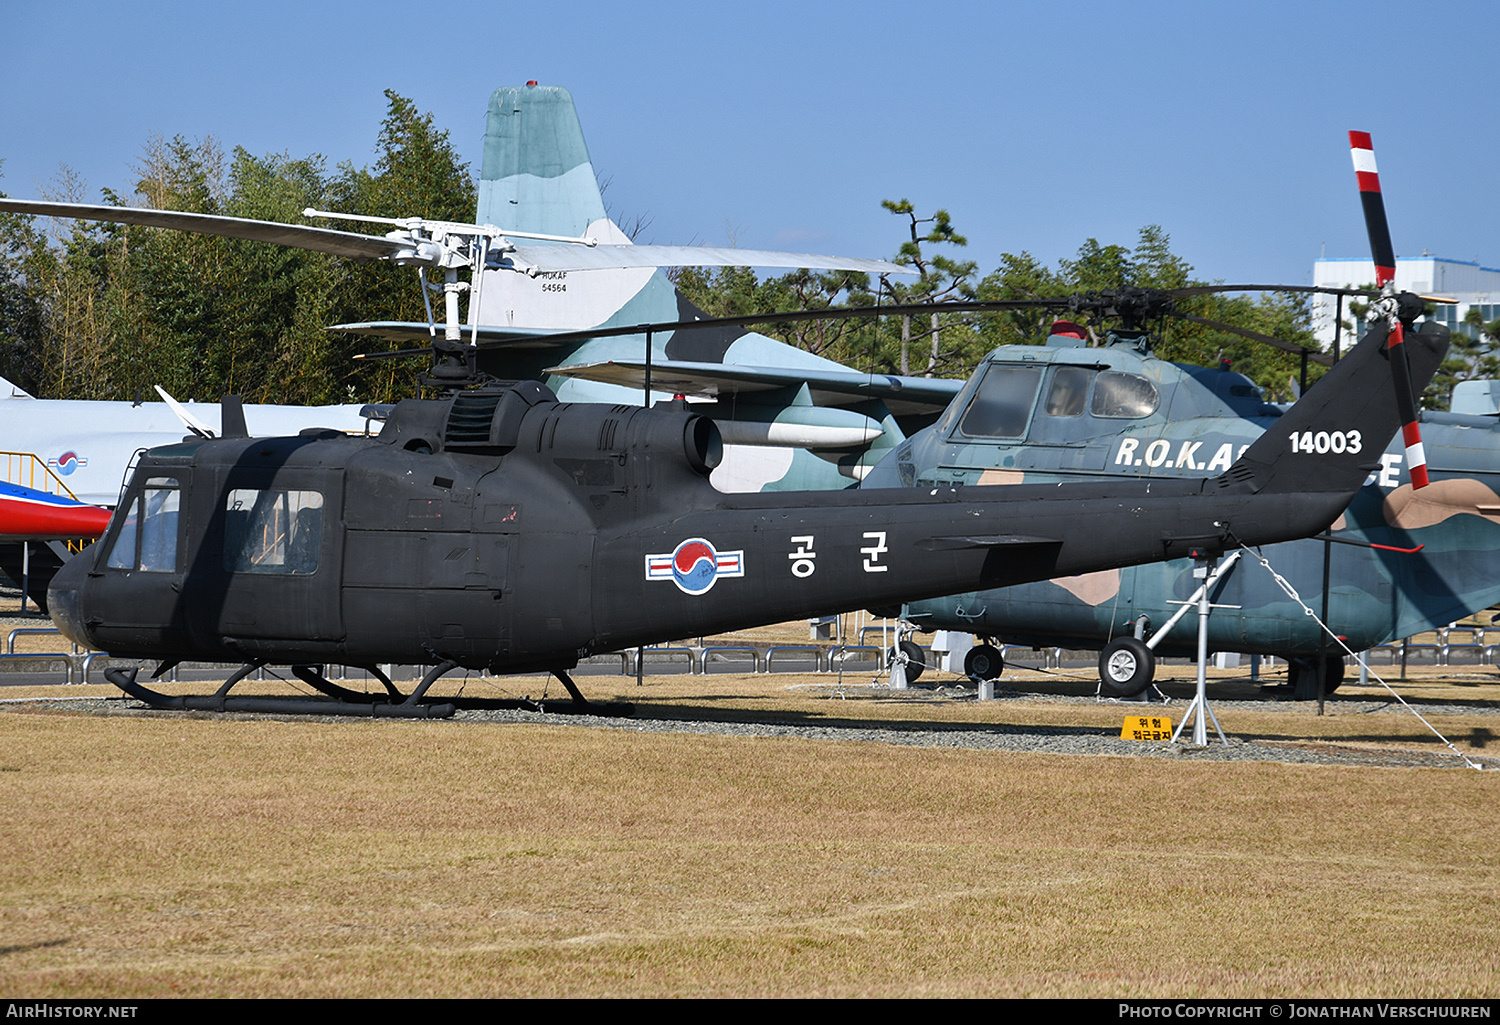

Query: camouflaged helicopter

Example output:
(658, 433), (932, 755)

(863, 133), (1477, 699)
(863, 300), (1488, 698)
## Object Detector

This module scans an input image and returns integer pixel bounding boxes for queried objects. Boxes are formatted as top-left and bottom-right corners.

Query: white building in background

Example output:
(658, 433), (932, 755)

(1311, 256), (1500, 348)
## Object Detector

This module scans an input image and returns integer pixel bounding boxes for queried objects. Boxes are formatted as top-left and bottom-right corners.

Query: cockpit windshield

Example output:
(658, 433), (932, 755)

(940, 359), (1161, 445)
(955, 366), (1043, 439)
(104, 476), (180, 572)
(1044, 367), (1093, 417)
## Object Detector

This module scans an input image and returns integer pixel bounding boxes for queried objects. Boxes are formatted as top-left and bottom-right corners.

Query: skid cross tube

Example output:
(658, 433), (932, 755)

(105, 665), (457, 719)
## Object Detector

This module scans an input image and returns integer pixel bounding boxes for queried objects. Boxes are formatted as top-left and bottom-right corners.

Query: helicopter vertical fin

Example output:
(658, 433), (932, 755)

(1218, 318), (1448, 498)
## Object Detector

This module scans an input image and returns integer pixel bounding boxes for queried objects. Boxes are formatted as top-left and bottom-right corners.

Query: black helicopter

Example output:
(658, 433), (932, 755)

(3, 169), (1448, 718)
(45, 304), (1445, 717)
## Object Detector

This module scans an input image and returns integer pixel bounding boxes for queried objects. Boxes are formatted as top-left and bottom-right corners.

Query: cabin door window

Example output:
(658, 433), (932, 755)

(223, 489), (324, 575)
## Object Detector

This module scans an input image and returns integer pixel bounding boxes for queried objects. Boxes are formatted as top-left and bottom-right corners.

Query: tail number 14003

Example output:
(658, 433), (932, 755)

(1290, 429), (1361, 454)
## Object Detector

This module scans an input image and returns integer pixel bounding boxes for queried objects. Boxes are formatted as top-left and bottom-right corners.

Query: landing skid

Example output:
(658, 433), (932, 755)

(105, 662), (635, 719)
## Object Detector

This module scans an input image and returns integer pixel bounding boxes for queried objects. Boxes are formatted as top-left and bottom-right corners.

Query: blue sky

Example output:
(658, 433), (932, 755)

(3, 0), (1495, 287)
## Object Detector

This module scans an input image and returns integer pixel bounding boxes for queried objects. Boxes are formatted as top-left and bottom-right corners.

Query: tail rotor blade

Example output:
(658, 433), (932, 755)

(1386, 319), (1430, 488)
(1350, 130), (1428, 488)
(1349, 131), (1396, 287)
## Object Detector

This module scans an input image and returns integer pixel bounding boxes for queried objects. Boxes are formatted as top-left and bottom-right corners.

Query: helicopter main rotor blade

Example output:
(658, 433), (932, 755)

(1167, 311), (1335, 366)
(0, 199), (913, 277)
(458, 292), (1339, 363)
(5, 195), (1365, 385)
(1350, 130), (1428, 488)
(1167, 283), (1380, 299)
(0, 198), (408, 262)
(352, 298), (1057, 361)
(458, 299), (1054, 351)
(505, 243), (912, 276)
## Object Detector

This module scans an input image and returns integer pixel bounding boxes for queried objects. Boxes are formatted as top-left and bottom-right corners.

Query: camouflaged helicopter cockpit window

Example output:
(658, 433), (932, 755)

(956, 365), (1043, 438)
(1044, 367), (1094, 417)
(1090, 371), (1159, 419)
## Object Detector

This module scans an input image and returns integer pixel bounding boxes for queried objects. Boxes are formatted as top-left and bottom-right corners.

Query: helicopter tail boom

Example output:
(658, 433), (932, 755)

(588, 305), (1447, 648)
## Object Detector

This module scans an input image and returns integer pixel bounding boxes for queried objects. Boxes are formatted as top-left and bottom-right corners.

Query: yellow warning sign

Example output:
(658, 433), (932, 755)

(1121, 715), (1174, 741)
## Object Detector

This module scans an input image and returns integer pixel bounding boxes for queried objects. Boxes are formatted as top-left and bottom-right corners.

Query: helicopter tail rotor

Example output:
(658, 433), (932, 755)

(1349, 130), (1429, 489)
(1349, 131), (1396, 285)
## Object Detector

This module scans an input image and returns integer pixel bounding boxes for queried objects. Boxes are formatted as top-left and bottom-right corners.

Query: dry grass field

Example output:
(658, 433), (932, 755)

(0, 666), (1497, 998)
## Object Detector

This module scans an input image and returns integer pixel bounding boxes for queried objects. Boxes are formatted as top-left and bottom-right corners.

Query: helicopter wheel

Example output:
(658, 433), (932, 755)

(890, 639), (926, 683)
(1099, 637), (1154, 697)
(964, 643), (1004, 682)
(1288, 654), (1344, 700)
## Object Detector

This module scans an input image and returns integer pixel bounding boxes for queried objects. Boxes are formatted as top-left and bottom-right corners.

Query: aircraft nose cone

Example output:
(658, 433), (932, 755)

(47, 551), (93, 650)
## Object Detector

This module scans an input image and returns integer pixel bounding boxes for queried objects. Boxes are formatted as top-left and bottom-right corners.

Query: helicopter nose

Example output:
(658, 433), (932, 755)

(47, 551), (93, 650)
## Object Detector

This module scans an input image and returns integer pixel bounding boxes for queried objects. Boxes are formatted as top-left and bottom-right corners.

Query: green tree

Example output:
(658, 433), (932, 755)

(879, 199), (979, 376)
(1427, 307), (1500, 411)
(1166, 289), (1320, 399)
(675, 220), (1324, 391)
(672, 263), (879, 359)
(8, 91), (478, 404)
(0, 166), (48, 393)
(111, 135), (236, 401)
(672, 201), (984, 377)
(20, 164), (132, 401)
(1059, 237), (1133, 293)
(210, 148), (348, 404)
(973, 250), (1072, 347)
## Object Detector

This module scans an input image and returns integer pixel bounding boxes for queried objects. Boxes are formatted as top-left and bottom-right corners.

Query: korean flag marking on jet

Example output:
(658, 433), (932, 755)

(49, 451), (87, 476)
(646, 538), (746, 595)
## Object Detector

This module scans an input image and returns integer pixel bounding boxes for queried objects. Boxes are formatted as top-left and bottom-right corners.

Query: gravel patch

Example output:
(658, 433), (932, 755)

(455, 690), (1496, 771)
(11, 682), (1495, 772)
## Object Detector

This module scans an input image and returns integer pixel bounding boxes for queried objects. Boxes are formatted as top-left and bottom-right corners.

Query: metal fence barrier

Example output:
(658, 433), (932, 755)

(638, 646), (699, 673)
(764, 646), (827, 673)
(13, 627), (1500, 688)
(700, 646), (760, 673)
(0, 653), (73, 684)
